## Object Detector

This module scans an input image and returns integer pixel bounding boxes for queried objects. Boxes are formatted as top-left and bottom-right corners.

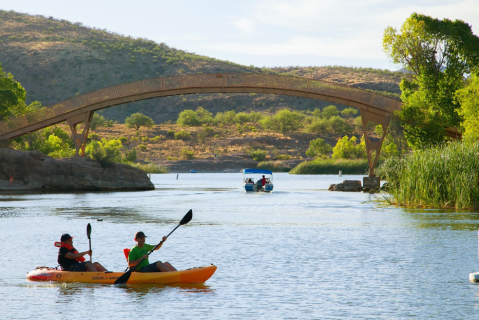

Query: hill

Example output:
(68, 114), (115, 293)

(0, 10), (404, 124)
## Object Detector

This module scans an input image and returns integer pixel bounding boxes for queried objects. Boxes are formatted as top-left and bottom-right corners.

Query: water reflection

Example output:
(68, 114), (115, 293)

(401, 209), (479, 231)
(115, 283), (214, 297)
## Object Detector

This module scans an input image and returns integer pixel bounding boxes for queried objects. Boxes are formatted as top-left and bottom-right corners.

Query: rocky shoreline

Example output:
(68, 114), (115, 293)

(0, 148), (154, 191)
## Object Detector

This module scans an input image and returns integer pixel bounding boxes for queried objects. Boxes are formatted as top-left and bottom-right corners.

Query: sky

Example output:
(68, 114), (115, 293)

(3, 0), (479, 70)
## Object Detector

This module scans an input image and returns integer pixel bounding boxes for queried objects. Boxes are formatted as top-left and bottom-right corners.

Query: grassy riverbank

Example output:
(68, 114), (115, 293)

(289, 159), (370, 174)
(377, 141), (479, 210)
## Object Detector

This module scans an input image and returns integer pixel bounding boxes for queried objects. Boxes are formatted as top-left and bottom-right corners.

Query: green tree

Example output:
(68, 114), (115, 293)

(0, 63), (41, 120)
(455, 73), (479, 141)
(177, 109), (200, 127)
(125, 113), (155, 130)
(341, 108), (358, 118)
(383, 13), (479, 148)
(306, 138), (332, 158)
(250, 149), (267, 161)
(215, 110), (237, 125)
(261, 109), (304, 133)
(329, 116), (353, 134)
(332, 136), (367, 159)
(322, 105), (339, 119)
(90, 113), (107, 131)
(86, 138), (123, 167)
(195, 107), (215, 125)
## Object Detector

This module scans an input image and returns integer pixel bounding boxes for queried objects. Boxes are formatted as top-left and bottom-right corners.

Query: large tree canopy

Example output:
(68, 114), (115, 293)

(383, 13), (479, 149)
(0, 63), (41, 120)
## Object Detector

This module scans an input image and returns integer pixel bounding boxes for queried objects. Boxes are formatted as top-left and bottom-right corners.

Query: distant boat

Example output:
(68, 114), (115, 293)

(190, 170), (197, 173)
(243, 169), (273, 192)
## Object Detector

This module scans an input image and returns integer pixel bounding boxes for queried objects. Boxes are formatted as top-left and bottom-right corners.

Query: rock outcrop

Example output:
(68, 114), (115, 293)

(329, 180), (362, 192)
(0, 148), (154, 191)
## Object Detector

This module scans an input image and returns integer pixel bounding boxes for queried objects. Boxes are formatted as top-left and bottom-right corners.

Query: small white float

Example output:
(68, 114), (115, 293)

(469, 229), (479, 283)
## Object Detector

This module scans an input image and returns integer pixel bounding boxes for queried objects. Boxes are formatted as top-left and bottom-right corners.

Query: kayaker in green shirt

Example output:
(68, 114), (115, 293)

(128, 231), (177, 272)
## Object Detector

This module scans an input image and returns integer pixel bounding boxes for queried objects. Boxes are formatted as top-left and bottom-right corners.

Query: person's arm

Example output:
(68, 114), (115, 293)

(65, 250), (91, 260)
(153, 236), (168, 251)
(128, 255), (148, 267)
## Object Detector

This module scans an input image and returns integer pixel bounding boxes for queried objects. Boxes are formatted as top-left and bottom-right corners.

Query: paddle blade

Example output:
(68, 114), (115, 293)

(114, 270), (132, 285)
(180, 209), (193, 225)
(87, 223), (92, 240)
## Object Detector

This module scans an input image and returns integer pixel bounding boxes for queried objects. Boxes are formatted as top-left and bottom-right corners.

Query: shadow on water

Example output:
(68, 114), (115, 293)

(399, 208), (479, 231)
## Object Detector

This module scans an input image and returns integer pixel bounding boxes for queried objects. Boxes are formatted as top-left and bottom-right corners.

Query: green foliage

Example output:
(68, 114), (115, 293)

(140, 136), (149, 142)
(174, 130), (190, 140)
(167, 156), (178, 160)
(167, 129), (175, 137)
(181, 148), (195, 160)
(332, 136), (367, 159)
(234, 112), (250, 124)
(150, 135), (161, 142)
(257, 161), (290, 172)
(125, 112), (155, 130)
(89, 133), (100, 141)
(455, 73), (479, 141)
(197, 129), (208, 144)
(261, 109), (304, 133)
(137, 144), (147, 151)
(383, 13), (479, 148)
(376, 141), (479, 209)
(304, 118), (329, 133)
(290, 159), (369, 174)
(122, 147), (137, 162)
(215, 110), (237, 125)
(250, 149), (267, 162)
(322, 105), (339, 119)
(329, 116), (353, 134)
(341, 108), (358, 118)
(306, 138), (332, 158)
(177, 109), (200, 127)
(274, 154), (292, 160)
(119, 137), (128, 144)
(248, 111), (264, 123)
(90, 113), (106, 131)
(86, 138), (123, 167)
(128, 162), (168, 173)
(195, 107), (215, 125)
(13, 126), (74, 157)
(0, 62), (41, 120)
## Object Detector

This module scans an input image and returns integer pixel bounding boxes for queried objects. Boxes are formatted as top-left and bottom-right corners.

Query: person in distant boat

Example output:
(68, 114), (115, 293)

(57, 233), (107, 272)
(128, 231), (177, 272)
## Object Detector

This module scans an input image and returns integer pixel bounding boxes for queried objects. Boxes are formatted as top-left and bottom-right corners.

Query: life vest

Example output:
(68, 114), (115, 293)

(54, 242), (86, 262)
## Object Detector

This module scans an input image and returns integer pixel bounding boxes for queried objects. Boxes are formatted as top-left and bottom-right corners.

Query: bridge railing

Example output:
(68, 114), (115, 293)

(0, 73), (401, 138)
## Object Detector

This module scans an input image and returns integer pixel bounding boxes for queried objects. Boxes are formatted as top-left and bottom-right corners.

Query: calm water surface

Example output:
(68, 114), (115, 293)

(1, 173), (479, 319)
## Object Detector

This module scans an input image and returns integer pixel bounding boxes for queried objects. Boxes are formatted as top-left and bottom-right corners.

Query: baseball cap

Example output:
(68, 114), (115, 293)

(135, 231), (147, 239)
(61, 233), (73, 242)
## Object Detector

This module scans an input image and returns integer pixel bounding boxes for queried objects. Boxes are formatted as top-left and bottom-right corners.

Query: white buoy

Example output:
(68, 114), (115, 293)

(339, 170), (342, 177)
(469, 229), (479, 282)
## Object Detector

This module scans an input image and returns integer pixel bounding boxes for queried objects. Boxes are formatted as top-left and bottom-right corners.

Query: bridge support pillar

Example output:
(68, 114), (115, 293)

(360, 110), (390, 183)
(67, 111), (94, 156)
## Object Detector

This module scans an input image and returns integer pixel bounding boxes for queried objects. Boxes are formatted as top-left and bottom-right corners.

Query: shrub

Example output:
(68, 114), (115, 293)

(306, 138), (332, 158)
(322, 105), (339, 119)
(86, 138), (123, 167)
(138, 144), (147, 151)
(174, 130), (191, 140)
(275, 154), (292, 160)
(119, 137), (128, 144)
(250, 149), (267, 161)
(332, 136), (366, 159)
(290, 158), (369, 174)
(129, 162), (168, 173)
(89, 133), (100, 141)
(215, 110), (237, 125)
(90, 113), (106, 130)
(304, 118), (330, 133)
(261, 109), (304, 133)
(167, 156), (178, 160)
(181, 148), (195, 160)
(123, 148), (137, 162)
(329, 116), (353, 134)
(141, 137), (149, 142)
(234, 112), (250, 124)
(341, 108), (359, 118)
(167, 129), (175, 137)
(150, 136), (161, 142)
(177, 109), (200, 126)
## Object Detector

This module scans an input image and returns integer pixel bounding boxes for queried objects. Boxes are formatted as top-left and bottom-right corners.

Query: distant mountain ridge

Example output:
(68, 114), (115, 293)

(0, 10), (404, 123)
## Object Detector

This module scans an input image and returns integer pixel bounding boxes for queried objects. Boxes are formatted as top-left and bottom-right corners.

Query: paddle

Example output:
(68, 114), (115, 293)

(87, 223), (92, 262)
(114, 209), (193, 285)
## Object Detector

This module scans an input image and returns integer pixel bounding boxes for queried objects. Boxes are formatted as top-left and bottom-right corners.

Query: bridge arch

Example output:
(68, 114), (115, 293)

(0, 73), (402, 177)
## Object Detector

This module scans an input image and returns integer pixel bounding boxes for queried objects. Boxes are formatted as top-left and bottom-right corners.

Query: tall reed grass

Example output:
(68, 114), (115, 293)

(376, 141), (479, 209)
(257, 161), (291, 172)
(289, 159), (369, 174)
(128, 162), (169, 174)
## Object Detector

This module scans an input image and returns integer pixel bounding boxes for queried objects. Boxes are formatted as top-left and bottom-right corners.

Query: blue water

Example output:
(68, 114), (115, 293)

(1, 173), (479, 319)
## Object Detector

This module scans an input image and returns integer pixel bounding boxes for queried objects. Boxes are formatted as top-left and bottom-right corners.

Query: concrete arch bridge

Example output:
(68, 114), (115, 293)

(0, 73), (403, 182)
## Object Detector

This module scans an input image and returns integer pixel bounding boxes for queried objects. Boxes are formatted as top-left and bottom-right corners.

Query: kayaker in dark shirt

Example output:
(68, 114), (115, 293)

(57, 233), (107, 272)
(128, 231), (177, 272)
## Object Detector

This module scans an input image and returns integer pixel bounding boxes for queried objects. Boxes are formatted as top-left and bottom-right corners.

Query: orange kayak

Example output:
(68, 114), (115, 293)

(26, 265), (217, 284)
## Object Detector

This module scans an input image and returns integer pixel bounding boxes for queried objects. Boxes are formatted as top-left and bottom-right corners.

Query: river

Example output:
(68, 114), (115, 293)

(1, 173), (479, 319)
